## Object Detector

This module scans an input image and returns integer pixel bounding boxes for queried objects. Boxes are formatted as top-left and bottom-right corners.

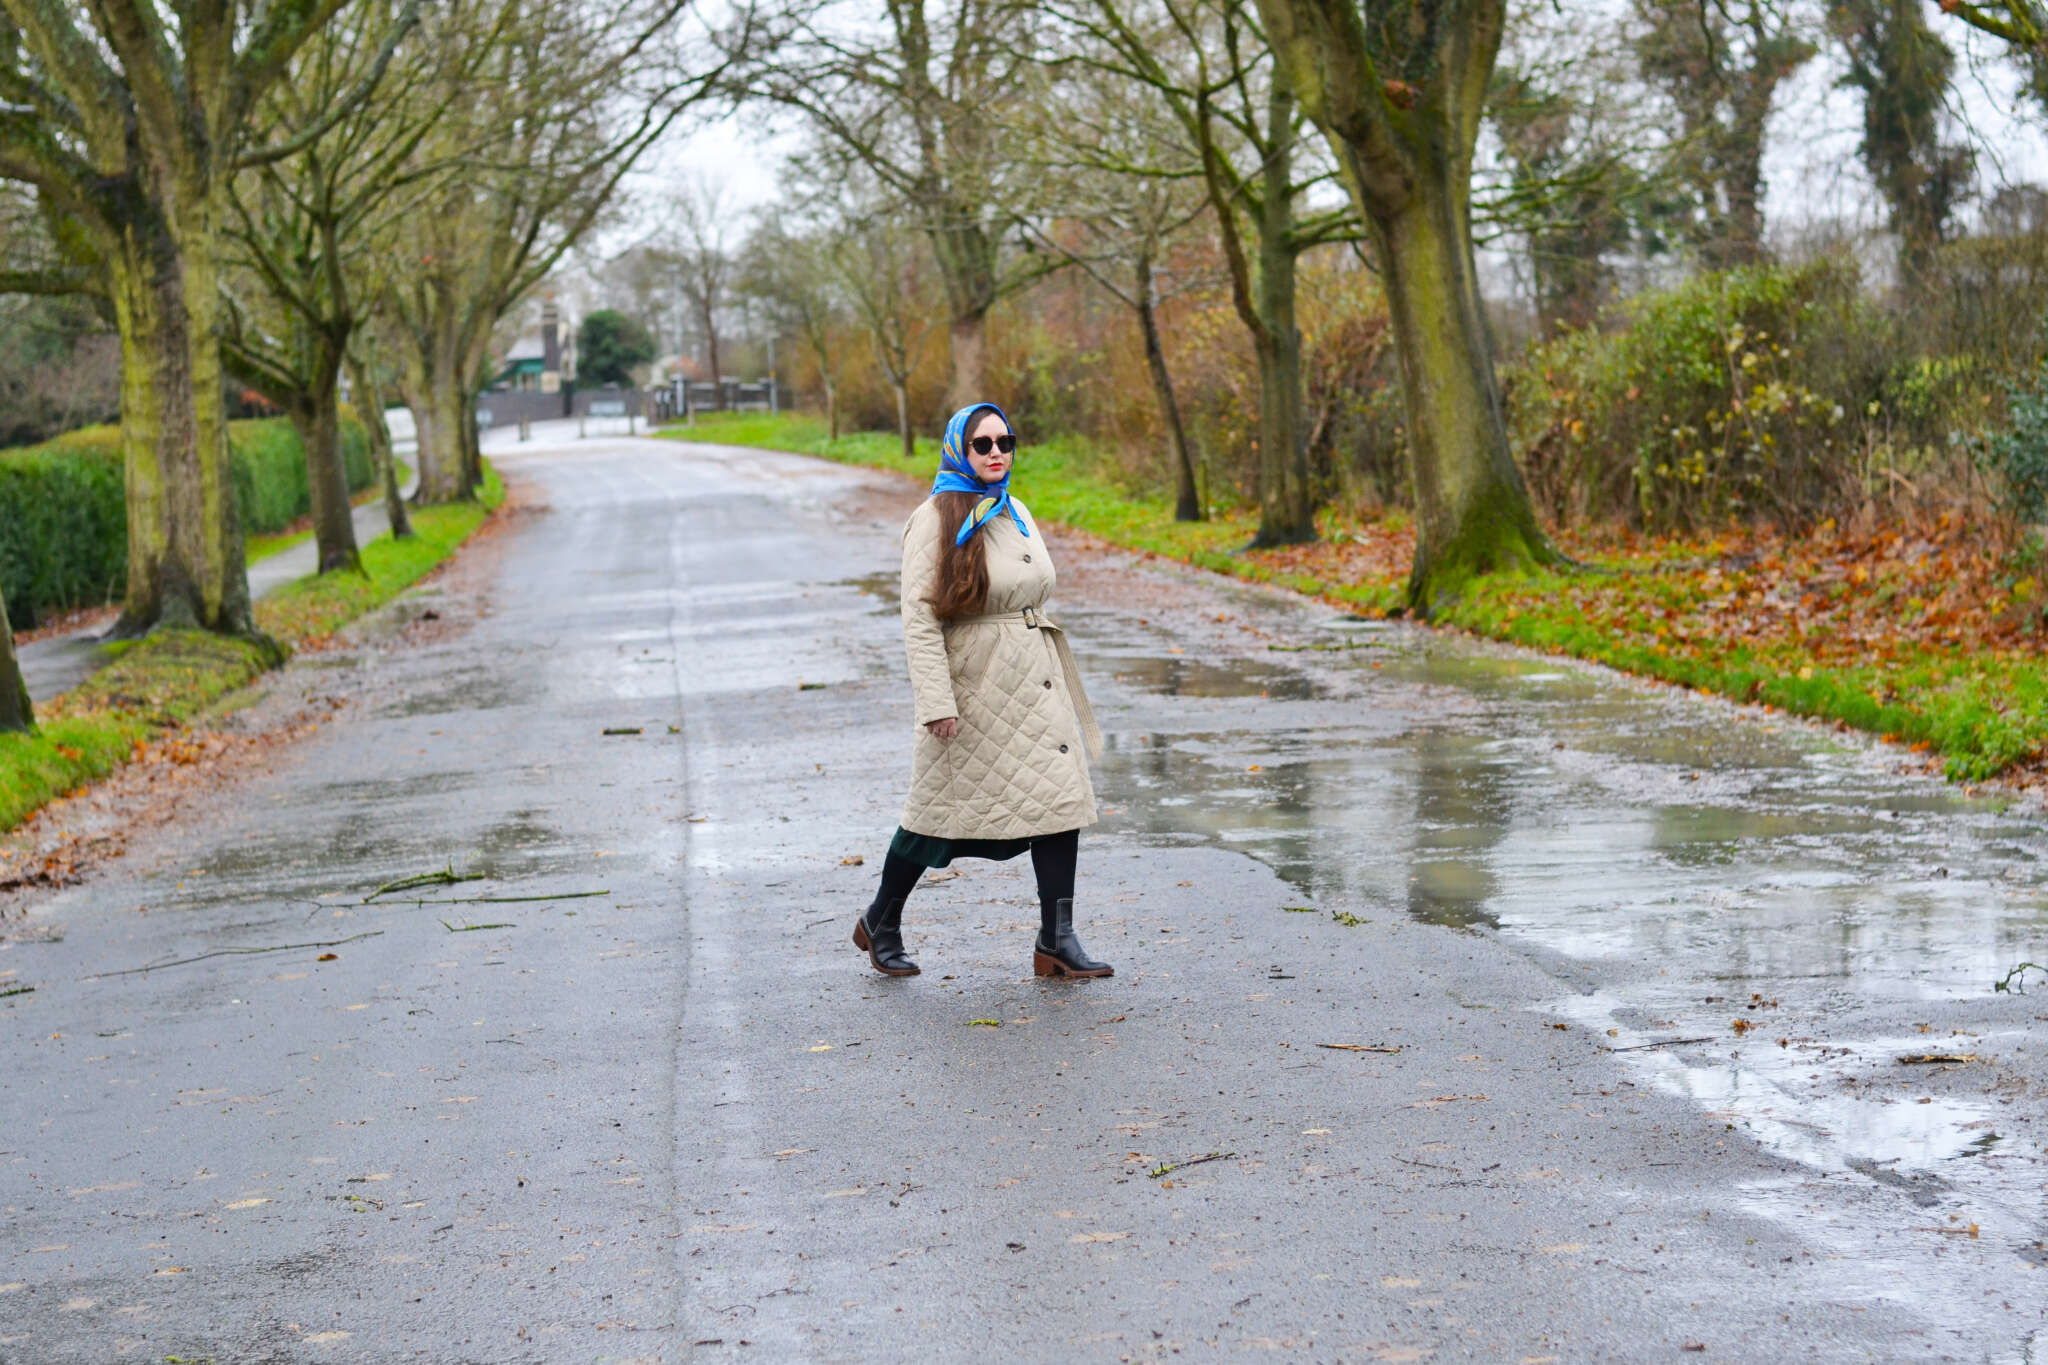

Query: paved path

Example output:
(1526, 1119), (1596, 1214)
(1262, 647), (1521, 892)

(1, 432), (2043, 1363)
(18, 415), (419, 705)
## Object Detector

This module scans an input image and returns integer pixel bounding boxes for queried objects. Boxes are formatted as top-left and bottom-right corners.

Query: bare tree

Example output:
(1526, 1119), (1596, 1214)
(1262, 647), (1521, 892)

(1254, 0), (1564, 613)
(381, 0), (746, 502)
(1054, 0), (1361, 544)
(743, 216), (851, 438)
(754, 0), (1057, 408)
(667, 175), (736, 407)
(1019, 74), (1214, 519)
(222, 0), (430, 574)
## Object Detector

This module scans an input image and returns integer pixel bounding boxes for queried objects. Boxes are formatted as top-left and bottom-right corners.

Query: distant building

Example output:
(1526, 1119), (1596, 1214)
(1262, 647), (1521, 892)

(495, 301), (576, 392)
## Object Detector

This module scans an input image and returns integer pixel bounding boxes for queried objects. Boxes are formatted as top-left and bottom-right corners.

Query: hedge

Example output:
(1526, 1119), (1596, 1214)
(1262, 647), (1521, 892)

(0, 413), (371, 629)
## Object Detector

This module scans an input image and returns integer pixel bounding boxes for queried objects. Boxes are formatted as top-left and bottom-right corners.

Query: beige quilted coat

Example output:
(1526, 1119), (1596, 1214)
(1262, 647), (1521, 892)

(899, 496), (1099, 839)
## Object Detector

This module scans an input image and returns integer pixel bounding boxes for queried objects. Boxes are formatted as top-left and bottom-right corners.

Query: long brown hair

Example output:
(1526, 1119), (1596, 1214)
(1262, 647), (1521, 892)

(926, 492), (990, 620)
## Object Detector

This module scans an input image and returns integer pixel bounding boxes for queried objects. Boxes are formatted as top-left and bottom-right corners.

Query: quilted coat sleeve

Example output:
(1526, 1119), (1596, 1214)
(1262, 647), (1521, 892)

(900, 501), (957, 726)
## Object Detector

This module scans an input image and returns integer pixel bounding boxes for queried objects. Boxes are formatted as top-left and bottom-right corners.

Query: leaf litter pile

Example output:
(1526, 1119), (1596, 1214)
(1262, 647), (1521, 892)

(1240, 510), (2047, 787)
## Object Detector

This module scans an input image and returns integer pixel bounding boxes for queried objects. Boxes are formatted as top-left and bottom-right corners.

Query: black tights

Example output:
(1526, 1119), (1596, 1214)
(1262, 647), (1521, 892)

(869, 830), (1079, 942)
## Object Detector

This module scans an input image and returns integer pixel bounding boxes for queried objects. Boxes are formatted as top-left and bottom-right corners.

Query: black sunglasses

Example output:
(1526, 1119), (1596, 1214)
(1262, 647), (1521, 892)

(969, 434), (1016, 455)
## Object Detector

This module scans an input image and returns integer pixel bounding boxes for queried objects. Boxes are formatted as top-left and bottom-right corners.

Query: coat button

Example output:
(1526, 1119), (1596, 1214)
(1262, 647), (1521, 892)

(1058, 743), (1069, 753)
(1043, 680), (1052, 689)
(1022, 553), (1032, 562)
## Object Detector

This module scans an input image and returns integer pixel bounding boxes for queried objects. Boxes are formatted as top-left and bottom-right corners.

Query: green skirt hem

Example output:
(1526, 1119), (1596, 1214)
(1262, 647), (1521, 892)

(889, 827), (1038, 868)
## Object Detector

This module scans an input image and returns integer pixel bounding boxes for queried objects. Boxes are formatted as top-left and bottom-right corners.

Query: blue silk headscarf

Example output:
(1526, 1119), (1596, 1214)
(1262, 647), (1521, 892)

(931, 402), (1029, 548)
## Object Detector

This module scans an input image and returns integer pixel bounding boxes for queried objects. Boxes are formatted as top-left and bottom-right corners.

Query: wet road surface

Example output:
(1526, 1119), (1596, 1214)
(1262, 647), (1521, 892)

(1, 431), (2043, 1363)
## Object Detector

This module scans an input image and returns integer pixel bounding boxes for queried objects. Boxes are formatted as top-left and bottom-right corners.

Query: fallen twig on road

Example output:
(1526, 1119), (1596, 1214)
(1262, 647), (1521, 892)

(1149, 1152), (1235, 1179)
(0, 984), (33, 998)
(1897, 1052), (1977, 1064)
(440, 920), (515, 933)
(1393, 1155), (1460, 1172)
(403, 891), (609, 906)
(1993, 961), (2045, 993)
(364, 864), (483, 902)
(1606, 1036), (1716, 1052)
(601, 726), (644, 735)
(87, 931), (385, 979)
(1317, 1043), (1401, 1053)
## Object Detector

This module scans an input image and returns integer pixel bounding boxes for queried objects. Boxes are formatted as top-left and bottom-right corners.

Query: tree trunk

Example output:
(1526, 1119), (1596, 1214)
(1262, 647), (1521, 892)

(0, 583), (30, 734)
(347, 352), (413, 539)
(399, 314), (475, 505)
(1249, 99), (1314, 547)
(1370, 179), (1558, 615)
(893, 381), (913, 459)
(291, 363), (363, 575)
(703, 302), (724, 411)
(947, 311), (988, 411)
(107, 220), (256, 638)
(825, 372), (839, 441)
(1135, 256), (1201, 522)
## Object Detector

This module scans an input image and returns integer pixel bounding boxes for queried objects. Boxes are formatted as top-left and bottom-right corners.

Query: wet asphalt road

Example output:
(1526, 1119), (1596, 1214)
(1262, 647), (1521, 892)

(2, 431), (2044, 1364)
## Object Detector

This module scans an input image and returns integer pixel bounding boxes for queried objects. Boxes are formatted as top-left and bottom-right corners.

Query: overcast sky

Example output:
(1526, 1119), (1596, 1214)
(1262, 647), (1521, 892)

(574, 12), (2048, 321)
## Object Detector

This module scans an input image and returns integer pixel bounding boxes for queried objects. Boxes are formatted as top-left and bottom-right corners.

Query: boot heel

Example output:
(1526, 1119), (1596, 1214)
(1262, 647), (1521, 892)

(1034, 950), (1065, 977)
(853, 920), (872, 953)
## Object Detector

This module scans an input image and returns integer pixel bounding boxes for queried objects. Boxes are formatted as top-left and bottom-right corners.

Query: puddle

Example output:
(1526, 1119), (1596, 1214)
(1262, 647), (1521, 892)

(830, 571), (901, 617)
(1101, 653), (1323, 701)
(1090, 618), (2048, 1318)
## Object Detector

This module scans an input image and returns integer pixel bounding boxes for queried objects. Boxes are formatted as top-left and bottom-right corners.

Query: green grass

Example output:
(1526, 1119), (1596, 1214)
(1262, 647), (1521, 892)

(661, 413), (2044, 784)
(661, 412), (1350, 592)
(1, 464), (500, 833)
(256, 463), (499, 643)
(1448, 567), (2048, 783)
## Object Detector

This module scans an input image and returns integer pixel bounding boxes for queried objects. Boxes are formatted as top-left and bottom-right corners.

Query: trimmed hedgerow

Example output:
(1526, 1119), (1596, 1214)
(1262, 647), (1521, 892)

(0, 414), (371, 628)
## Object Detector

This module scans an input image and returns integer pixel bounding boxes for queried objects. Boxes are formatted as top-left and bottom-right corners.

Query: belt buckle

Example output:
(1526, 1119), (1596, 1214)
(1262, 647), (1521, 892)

(1021, 605), (1039, 629)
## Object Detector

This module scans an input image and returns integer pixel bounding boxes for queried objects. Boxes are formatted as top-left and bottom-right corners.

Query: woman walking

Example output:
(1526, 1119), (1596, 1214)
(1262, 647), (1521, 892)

(853, 402), (1112, 979)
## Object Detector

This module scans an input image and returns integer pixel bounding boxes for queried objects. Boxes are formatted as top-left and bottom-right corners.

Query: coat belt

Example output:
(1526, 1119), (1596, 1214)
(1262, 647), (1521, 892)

(947, 607), (1103, 760)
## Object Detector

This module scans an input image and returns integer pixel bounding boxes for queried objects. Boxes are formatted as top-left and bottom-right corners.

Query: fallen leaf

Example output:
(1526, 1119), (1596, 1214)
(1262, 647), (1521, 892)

(1069, 1230), (1129, 1244)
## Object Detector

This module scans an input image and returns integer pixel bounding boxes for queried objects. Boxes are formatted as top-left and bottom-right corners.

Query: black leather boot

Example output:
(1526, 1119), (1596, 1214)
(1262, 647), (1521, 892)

(853, 897), (918, 976)
(1033, 898), (1112, 978)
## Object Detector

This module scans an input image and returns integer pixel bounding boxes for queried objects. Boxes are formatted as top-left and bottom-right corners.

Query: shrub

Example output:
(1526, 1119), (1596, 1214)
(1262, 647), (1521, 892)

(1510, 258), (1901, 530)
(0, 414), (372, 627)
(1969, 347), (2048, 524)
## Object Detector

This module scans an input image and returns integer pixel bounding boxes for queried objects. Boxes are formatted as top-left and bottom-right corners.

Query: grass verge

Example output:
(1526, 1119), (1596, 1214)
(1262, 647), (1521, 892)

(0, 465), (502, 832)
(664, 413), (2047, 786)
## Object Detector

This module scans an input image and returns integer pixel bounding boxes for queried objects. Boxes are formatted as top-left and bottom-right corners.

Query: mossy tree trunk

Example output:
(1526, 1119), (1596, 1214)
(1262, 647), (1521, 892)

(108, 218), (256, 638)
(1256, 0), (1562, 614)
(1372, 182), (1552, 614)
(0, 583), (31, 734)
